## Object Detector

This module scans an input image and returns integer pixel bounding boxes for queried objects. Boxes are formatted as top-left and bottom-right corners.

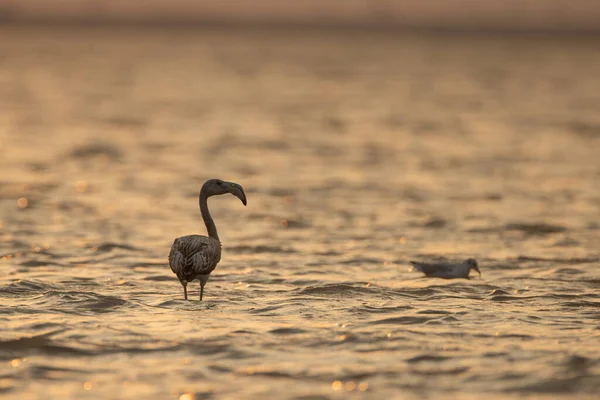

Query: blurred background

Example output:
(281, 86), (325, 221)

(1, 2), (600, 400)
(1, 0), (600, 32)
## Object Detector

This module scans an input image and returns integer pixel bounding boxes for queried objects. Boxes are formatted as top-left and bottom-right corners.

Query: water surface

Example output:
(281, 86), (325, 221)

(1, 26), (599, 399)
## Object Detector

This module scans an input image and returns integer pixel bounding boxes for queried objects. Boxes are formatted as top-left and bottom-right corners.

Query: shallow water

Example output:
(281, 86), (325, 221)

(1, 26), (600, 399)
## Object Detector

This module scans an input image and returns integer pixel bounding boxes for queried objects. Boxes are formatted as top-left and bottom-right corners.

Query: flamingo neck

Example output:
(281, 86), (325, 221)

(199, 190), (219, 242)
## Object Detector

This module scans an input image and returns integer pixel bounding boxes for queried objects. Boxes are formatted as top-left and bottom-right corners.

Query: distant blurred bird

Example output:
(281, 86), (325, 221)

(169, 179), (247, 300)
(410, 258), (481, 279)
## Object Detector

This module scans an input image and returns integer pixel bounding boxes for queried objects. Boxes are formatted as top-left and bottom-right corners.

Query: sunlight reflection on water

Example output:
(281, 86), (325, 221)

(0, 25), (599, 400)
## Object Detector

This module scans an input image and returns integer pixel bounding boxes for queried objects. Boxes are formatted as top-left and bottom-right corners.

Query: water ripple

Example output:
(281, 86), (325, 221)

(2, 26), (600, 400)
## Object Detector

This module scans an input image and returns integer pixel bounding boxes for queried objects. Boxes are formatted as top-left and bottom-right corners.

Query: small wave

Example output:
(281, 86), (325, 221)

(39, 291), (127, 314)
(126, 261), (166, 269)
(406, 354), (451, 363)
(68, 142), (123, 162)
(152, 299), (187, 308)
(561, 300), (600, 309)
(339, 257), (383, 265)
(416, 309), (453, 315)
(351, 305), (414, 315)
(0, 182), (58, 199)
(505, 222), (567, 235)
(285, 279), (322, 286)
(248, 304), (287, 315)
(488, 295), (525, 302)
(0, 329), (93, 356)
(422, 217), (447, 229)
(269, 327), (308, 335)
(482, 352), (509, 358)
(231, 329), (257, 335)
(184, 340), (232, 356)
(371, 316), (434, 325)
(495, 333), (534, 340)
(516, 255), (600, 264)
(505, 376), (598, 394)
(553, 268), (585, 275)
(58, 277), (100, 286)
(279, 218), (311, 229)
(0, 280), (58, 298)
(235, 367), (297, 379)
(566, 121), (600, 138)
(487, 293), (561, 302)
(550, 237), (581, 247)
(142, 275), (172, 281)
(298, 283), (372, 296)
(561, 354), (597, 371)
(411, 366), (470, 376)
(104, 343), (182, 355)
(28, 364), (85, 380)
(227, 245), (297, 254)
(19, 260), (65, 267)
(94, 242), (142, 253)
(393, 288), (436, 297)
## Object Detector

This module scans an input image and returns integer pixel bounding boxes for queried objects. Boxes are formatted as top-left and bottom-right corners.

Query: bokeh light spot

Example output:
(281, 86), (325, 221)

(17, 197), (28, 209)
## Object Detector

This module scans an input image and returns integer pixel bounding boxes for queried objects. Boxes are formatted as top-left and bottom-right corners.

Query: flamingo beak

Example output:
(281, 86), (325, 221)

(228, 183), (247, 206)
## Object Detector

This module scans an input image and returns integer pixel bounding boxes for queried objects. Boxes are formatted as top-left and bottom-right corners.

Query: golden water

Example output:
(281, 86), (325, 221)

(1, 26), (599, 399)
